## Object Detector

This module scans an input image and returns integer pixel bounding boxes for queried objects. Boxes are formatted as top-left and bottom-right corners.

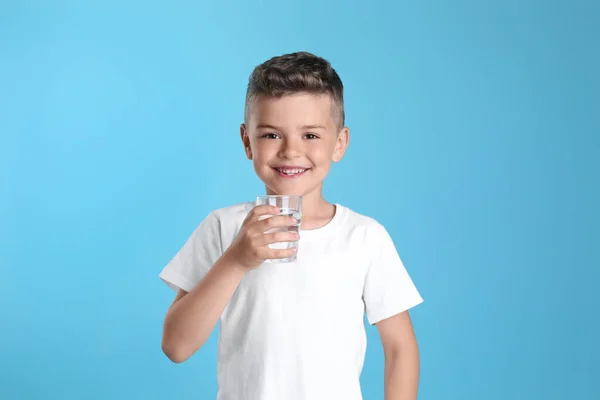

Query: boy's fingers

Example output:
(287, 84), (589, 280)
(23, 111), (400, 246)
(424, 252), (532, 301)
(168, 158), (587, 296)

(242, 205), (278, 226)
(248, 205), (280, 221)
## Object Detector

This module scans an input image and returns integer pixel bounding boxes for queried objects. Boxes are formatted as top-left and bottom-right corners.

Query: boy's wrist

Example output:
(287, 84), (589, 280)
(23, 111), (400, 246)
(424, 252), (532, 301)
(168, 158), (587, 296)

(218, 252), (253, 276)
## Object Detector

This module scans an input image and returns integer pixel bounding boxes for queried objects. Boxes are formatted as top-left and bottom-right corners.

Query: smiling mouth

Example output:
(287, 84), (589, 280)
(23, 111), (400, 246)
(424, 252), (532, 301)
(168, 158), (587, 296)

(273, 167), (310, 177)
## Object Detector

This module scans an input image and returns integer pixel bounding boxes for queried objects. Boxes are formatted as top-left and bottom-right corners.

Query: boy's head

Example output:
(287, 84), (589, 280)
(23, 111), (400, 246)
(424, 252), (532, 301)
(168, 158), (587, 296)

(241, 51), (349, 198)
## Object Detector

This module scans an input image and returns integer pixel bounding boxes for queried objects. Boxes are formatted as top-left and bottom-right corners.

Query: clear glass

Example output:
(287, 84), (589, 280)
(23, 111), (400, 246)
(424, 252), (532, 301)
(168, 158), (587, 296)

(255, 195), (302, 263)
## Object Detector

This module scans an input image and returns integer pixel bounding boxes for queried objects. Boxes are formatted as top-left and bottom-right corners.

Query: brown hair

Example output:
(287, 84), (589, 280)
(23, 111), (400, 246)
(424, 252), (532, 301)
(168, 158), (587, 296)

(245, 51), (345, 128)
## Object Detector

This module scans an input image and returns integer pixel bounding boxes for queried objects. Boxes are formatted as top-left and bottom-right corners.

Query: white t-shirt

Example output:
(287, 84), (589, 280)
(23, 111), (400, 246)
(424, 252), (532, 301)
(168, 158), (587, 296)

(160, 202), (423, 400)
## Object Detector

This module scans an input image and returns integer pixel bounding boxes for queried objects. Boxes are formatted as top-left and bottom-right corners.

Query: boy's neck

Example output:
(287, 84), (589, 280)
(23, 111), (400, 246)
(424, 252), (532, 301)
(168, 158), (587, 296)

(301, 195), (336, 230)
(301, 194), (333, 218)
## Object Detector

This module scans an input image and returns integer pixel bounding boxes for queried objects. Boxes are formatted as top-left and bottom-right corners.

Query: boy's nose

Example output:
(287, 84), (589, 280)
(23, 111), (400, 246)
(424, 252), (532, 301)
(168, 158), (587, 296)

(278, 139), (303, 159)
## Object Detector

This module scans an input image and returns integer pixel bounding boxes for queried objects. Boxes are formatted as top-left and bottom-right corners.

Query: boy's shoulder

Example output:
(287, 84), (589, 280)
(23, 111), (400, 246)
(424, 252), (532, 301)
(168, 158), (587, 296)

(339, 204), (381, 226)
(336, 204), (392, 239)
(202, 202), (254, 231)
(209, 201), (254, 220)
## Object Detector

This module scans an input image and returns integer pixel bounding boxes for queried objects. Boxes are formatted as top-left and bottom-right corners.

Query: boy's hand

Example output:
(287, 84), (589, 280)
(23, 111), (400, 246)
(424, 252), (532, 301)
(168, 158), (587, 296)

(223, 205), (299, 270)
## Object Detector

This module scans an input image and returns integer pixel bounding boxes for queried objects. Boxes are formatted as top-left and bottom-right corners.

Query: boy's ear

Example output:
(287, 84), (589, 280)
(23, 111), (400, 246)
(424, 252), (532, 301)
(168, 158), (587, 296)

(240, 124), (253, 160)
(332, 126), (350, 162)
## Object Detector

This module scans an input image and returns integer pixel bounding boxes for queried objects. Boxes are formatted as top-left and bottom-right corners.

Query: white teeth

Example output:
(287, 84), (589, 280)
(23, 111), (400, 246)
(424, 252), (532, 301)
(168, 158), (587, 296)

(277, 168), (306, 175)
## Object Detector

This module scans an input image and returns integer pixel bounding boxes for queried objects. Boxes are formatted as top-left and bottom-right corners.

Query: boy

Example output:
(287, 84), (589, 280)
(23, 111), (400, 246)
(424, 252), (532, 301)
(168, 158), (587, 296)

(159, 51), (423, 400)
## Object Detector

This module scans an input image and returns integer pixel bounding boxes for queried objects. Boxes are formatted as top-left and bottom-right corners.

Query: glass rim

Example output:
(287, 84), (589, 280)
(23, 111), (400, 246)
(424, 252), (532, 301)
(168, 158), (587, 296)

(256, 194), (302, 199)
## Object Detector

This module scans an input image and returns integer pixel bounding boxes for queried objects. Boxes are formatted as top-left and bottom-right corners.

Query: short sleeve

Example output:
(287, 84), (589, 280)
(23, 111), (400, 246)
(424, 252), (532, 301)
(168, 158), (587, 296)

(159, 212), (223, 293)
(363, 224), (423, 325)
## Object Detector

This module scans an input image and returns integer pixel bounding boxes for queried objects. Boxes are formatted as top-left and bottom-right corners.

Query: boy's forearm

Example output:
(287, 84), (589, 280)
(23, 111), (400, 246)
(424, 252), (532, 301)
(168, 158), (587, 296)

(162, 254), (247, 363)
(384, 346), (420, 400)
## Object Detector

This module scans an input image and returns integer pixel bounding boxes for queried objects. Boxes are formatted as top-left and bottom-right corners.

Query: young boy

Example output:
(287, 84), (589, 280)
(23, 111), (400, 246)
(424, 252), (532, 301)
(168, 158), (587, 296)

(159, 51), (423, 400)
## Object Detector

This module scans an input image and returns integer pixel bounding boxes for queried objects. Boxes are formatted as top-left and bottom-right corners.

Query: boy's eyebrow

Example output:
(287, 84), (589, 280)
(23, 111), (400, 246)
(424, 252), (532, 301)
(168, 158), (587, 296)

(255, 124), (328, 131)
(256, 124), (281, 130)
(300, 124), (327, 130)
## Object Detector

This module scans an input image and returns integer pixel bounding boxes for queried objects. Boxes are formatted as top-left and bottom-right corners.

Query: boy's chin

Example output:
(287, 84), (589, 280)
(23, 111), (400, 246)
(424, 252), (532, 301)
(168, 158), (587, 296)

(262, 183), (307, 197)
(258, 173), (324, 197)
(262, 182), (324, 198)
(265, 189), (304, 197)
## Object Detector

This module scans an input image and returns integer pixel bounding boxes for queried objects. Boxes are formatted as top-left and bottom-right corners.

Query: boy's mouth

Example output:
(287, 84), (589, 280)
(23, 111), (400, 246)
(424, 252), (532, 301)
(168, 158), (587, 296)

(273, 166), (310, 178)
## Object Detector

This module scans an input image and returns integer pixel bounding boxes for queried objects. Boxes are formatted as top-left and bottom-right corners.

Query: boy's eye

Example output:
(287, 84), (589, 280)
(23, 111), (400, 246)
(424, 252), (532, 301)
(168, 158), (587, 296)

(262, 133), (280, 139)
(305, 133), (319, 139)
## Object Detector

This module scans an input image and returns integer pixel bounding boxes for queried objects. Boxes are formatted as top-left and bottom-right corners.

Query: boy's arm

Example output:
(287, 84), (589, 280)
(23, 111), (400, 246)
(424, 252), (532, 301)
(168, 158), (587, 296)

(161, 253), (247, 363)
(377, 311), (420, 400)
(161, 205), (298, 364)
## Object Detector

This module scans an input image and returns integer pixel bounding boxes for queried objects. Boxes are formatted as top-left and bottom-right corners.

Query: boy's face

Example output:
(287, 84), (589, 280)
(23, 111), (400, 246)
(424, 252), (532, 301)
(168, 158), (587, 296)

(241, 93), (349, 198)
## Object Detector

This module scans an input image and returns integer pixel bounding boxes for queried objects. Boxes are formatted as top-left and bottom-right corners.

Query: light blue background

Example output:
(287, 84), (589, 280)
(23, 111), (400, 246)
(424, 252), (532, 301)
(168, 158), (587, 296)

(2, 1), (598, 399)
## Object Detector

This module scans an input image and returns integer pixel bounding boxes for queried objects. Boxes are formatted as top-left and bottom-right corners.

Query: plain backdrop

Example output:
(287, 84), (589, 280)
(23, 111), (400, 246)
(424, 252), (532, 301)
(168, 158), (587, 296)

(1, 1), (598, 399)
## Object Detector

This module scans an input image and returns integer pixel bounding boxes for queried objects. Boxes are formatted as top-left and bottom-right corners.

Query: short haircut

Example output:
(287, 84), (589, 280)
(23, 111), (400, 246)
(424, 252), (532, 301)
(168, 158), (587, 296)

(245, 51), (345, 128)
